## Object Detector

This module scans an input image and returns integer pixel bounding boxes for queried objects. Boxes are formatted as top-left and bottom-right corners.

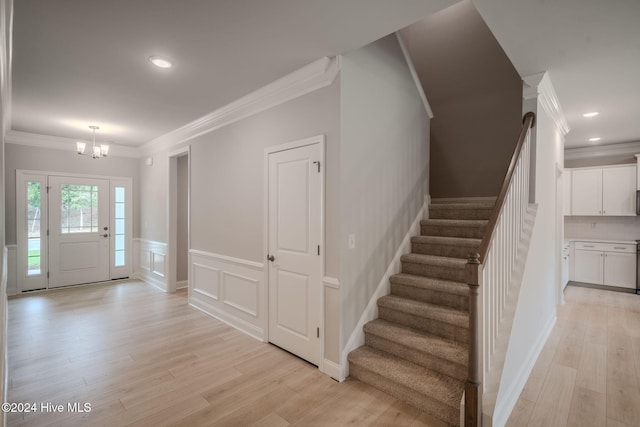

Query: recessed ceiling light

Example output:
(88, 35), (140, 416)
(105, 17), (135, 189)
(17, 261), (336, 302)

(589, 137), (601, 142)
(149, 56), (173, 69)
(583, 112), (599, 118)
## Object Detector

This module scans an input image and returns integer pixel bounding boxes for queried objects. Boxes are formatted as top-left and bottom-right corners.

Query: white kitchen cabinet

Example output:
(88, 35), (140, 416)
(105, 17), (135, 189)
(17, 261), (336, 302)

(602, 166), (636, 215)
(573, 241), (637, 289)
(570, 165), (636, 216)
(574, 249), (604, 284)
(604, 252), (636, 289)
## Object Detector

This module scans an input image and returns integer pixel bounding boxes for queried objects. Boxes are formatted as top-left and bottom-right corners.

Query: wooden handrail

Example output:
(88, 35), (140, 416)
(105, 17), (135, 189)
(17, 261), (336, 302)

(477, 112), (536, 263)
(464, 111), (536, 427)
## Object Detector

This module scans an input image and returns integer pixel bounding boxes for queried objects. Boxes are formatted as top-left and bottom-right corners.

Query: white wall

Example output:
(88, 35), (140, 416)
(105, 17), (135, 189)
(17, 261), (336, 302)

(1, 0), (12, 422)
(4, 143), (140, 245)
(139, 153), (168, 243)
(339, 34), (430, 352)
(495, 92), (565, 424)
(565, 216), (640, 241)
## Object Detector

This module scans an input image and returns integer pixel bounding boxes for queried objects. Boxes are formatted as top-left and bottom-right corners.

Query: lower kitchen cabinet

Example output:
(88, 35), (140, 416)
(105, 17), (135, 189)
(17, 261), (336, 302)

(573, 241), (636, 289)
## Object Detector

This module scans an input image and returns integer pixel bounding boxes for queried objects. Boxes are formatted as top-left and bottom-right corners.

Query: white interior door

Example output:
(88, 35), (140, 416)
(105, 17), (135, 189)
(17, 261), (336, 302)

(267, 142), (322, 366)
(48, 176), (110, 288)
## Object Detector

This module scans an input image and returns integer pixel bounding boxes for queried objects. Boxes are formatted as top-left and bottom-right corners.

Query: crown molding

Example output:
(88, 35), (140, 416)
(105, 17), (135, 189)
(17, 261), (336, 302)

(565, 140), (640, 160)
(5, 130), (140, 158)
(523, 72), (570, 136)
(139, 56), (340, 156)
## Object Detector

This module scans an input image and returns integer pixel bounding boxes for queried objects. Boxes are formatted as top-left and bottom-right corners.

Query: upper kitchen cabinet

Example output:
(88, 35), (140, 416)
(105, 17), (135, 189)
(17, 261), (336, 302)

(570, 164), (636, 216)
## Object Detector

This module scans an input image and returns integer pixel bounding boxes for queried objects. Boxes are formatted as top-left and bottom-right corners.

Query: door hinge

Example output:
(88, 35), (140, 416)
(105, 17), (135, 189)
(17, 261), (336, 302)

(46, 229), (49, 236)
(317, 327), (320, 338)
(313, 160), (320, 173)
(317, 245), (320, 256)
(46, 186), (50, 193)
(47, 272), (49, 278)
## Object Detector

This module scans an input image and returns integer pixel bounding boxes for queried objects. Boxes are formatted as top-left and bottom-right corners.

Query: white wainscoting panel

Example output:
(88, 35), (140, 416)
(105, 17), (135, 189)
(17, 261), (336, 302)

(134, 239), (168, 292)
(6, 245), (17, 296)
(189, 249), (265, 341)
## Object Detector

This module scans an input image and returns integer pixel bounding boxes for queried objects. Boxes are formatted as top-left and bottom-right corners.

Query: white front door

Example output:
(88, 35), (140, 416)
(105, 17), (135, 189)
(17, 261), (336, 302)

(267, 141), (323, 366)
(48, 176), (110, 288)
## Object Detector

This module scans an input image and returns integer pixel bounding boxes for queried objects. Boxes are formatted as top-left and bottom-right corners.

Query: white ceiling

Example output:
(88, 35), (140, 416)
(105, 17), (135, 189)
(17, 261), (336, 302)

(12, 1), (640, 151)
(474, 0), (640, 149)
(11, 0), (456, 147)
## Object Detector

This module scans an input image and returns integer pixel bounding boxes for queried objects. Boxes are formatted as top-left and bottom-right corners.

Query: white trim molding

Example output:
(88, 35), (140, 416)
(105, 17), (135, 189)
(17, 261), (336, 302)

(523, 72), (570, 136)
(323, 276), (340, 289)
(5, 130), (140, 158)
(395, 32), (434, 119)
(565, 141), (640, 161)
(139, 57), (339, 156)
(340, 195), (429, 378)
(189, 249), (266, 341)
(134, 239), (169, 292)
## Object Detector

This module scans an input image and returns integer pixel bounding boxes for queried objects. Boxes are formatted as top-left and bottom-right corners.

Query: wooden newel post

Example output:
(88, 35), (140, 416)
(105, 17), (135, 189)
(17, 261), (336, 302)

(465, 252), (481, 427)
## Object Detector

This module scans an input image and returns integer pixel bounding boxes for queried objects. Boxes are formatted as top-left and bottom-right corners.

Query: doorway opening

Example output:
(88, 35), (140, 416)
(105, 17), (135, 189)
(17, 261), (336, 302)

(168, 148), (190, 294)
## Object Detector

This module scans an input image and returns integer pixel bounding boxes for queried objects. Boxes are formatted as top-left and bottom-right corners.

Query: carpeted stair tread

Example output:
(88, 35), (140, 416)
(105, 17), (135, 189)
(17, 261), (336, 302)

(390, 273), (468, 297)
(411, 235), (481, 258)
(348, 346), (463, 425)
(411, 235), (481, 247)
(420, 219), (488, 239)
(364, 319), (468, 367)
(429, 203), (494, 220)
(401, 253), (467, 269)
(378, 295), (468, 328)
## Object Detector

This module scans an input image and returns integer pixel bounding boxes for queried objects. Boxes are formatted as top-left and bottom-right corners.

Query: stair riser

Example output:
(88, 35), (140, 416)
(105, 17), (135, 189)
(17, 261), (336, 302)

(420, 224), (486, 239)
(411, 242), (479, 259)
(378, 306), (468, 344)
(349, 363), (460, 426)
(429, 207), (492, 220)
(391, 282), (469, 311)
(402, 261), (466, 282)
(365, 333), (467, 381)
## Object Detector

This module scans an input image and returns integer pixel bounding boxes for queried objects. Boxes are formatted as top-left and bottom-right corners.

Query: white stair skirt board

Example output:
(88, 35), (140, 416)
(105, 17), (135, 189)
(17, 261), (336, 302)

(340, 195), (430, 380)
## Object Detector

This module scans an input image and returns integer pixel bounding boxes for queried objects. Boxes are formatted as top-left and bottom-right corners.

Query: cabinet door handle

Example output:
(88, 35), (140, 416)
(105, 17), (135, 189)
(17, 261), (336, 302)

(584, 245), (595, 248)
(613, 247), (626, 250)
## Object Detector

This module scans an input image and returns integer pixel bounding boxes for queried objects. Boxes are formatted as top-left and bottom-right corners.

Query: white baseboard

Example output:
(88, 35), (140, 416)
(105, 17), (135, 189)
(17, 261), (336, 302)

(137, 270), (169, 292)
(321, 358), (344, 382)
(491, 314), (557, 426)
(340, 195), (430, 378)
(189, 298), (265, 342)
(176, 280), (188, 289)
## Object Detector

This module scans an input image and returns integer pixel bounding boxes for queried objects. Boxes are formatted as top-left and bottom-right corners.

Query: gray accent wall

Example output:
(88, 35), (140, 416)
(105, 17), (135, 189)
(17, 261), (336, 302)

(176, 154), (188, 282)
(400, 0), (523, 198)
(189, 80), (341, 277)
(339, 34), (430, 351)
(4, 143), (140, 245)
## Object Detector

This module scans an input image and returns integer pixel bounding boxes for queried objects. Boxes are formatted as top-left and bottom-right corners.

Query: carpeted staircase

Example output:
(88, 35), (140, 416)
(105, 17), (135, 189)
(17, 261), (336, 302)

(348, 201), (494, 426)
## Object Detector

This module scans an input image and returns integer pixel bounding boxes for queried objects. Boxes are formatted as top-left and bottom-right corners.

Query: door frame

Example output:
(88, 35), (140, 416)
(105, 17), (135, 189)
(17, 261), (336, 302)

(167, 146), (190, 294)
(263, 134), (325, 371)
(16, 169), (133, 292)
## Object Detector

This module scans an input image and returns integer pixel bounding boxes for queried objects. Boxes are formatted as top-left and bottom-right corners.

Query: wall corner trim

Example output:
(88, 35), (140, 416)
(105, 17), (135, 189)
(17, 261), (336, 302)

(189, 249), (264, 270)
(395, 32), (434, 119)
(523, 72), (570, 136)
(139, 56), (340, 156)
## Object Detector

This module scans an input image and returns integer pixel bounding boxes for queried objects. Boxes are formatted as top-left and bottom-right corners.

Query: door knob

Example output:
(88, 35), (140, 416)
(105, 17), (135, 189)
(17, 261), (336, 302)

(102, 234), (109, 238)
(267, 254), (275, 262)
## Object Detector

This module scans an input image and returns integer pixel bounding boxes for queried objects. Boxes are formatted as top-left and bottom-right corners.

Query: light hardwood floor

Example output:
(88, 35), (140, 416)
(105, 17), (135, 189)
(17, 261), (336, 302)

(6, 280), (447, 427)
(506, 284), (640, 427)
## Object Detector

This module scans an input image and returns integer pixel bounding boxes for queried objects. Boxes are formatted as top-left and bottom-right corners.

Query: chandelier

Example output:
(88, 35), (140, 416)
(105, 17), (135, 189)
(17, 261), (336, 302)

(76, 125), (109, 159)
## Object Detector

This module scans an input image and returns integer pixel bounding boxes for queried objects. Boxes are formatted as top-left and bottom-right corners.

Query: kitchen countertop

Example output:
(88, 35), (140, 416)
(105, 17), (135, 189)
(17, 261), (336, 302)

(564, 238), (638, 245)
